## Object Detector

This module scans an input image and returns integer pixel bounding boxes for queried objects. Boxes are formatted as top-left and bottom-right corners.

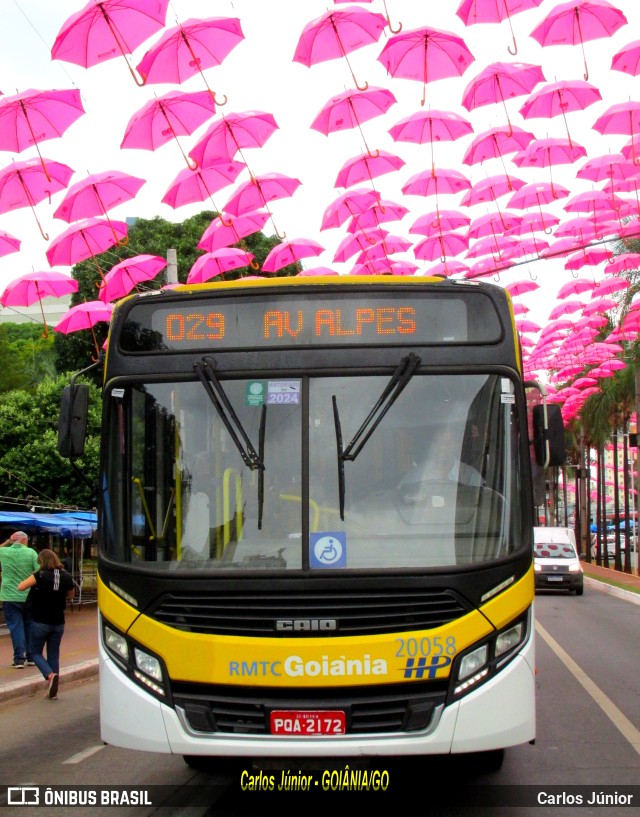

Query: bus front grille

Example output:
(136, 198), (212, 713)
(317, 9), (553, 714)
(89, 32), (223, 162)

(172, 682), (448, 736)
(150, 588), (470, 636)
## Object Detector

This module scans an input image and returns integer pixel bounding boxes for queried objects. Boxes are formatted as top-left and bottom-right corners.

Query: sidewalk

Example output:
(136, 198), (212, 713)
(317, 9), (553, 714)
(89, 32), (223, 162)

(0, 603), (98, 705)
(0, 564), (638, 705)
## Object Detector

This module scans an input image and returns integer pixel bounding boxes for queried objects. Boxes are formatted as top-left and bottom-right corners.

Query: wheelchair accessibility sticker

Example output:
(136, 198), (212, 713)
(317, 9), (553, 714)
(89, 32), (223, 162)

(310, 532), (346, 568)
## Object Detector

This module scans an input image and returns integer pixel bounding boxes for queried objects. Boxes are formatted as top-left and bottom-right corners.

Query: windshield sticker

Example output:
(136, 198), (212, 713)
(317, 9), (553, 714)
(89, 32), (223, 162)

(310, 532), (346, 568)
(267, 379), (301, 405)
(245, 381), (266, 406)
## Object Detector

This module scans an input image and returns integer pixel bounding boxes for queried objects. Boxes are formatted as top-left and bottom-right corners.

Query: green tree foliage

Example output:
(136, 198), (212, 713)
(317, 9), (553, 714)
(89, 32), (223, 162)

(0, 375), (100, 508)
(0, 323), (56, 393)
(54, 210), (299, 376)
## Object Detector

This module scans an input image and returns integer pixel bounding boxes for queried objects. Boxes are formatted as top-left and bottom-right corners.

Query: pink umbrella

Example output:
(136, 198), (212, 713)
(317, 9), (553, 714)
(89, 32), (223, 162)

(604, 253), (640, 274)
(334, 150), (405, 188)
(162, 161), (245, 209)
(507, 181), (570, 210)
(460, 173), (525, 206)
(189, 111), (279, 168)
(455, 0), (544, 55)
(54, 300), (114, 355)
(413, 231), (469, 261)
(197, 211), (269, 252)
(53, 170), (146, 227)
(557, 277), (596, 298)
(0, 230), (21, 259)
(120, 90), (217, 169)
(518, 79), (602, 147)
(591, 277), (629, 296)
(293, 7), (387, 90)
(377, 26), (475, 106)
(593, 102), (640, 164)
(321, 188), (381, 230)
(0, 88), (85, 180)
(516, 318), (542, 333)
(562, 189), (625, 214)
(462, 125), (534, 168)
(51, 0), (169, 85)
(530, 0), (628, 81)
(388, 108), (472, 168)
(611, 39), (640, 76)
(333, 228), (389, 263)
(221, 173), (302, 235)
(426, 259), (470, 277)
(508, 210), (560, 234)
(583, 296), (616, 315)
(505, 279), (539, 297)
(401, 167), (471, 198)
(1, 269), (78, 334)
(45, 217), (128, 276)
(0, 157), (74, 240)
(466, 233), (519, 259)
(311, 86), (396, 156)
(98, 254), (167, 303)
(513, 137), (586, 194)
(470, 211), (522, 239)
(186, 248), (255, 283)
(410, 209), (470, 236)
(576, 153), (637, 183)
(346, 200), (408, 232)
(262, 238), (325, 273)
(461, 61), (545, 132)
(564, 247), (610, 271)
(356, 235), (412, 262)
(136, 17), (245, 105)
(297, 267), (339, 277)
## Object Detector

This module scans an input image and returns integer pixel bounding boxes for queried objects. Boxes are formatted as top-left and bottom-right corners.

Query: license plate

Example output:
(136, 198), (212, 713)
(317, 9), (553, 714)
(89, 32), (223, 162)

(547, 576), (564, 582)
(270, 710), (346, 736)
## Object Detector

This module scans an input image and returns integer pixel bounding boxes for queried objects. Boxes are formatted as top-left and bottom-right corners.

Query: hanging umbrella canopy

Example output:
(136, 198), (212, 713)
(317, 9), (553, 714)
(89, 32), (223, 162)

(136, 17), (245, 104)
(455, 0), (544, 55)
(425, 259), (470, 277)
(401, 167), (471, 197)
(51, 0), (170, 85)
(293, 6), (388, 90)
(460, 173), (525, 206)
(388, 108), (473, 144)
(222, 173), (302, 218)
(54, 301), (114, 343)
(611, 38), (640, 76)
(529, 0), (628, 81)
(0, 157), (74, 240)
(461, 61), (545, 133)
(576, 153), (637, 183)
(413, 231), (469, 261)
(261, 238), (325, 273)
(0, 88), (85, 179)
(505, 279), (539, 297)
(518, 79), (602, 146)
(469, 211), (522, 239)
(161, 161), (245, 210)
(409, 209), (470, 236)
(189, 110), (279, 168)
(334, 149), (405, 188)
(0, 229), (21, 259)
(45, 217), (128, 269)
(311, 86), (396, 136)
(377, 25), (475, 106)
(0, 270), (78, 307)
(346, 200), (408, 232)
(197, 211), (270, 252)
(53, 170), (146, 222)
(98, 254), (167, 303)
(321, 188), (381, 230)
(186, 248), (255, 283)
(120, 89), (217, 168)
(462, 124), (534, 166)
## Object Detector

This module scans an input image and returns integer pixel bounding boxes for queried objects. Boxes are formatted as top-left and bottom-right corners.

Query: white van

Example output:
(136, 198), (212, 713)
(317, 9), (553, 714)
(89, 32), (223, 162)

(533, 527), (584, 595)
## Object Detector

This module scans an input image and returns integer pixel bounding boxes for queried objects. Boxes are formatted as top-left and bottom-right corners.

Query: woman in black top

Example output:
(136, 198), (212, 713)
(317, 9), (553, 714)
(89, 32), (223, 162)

(18, 549), (75, 699)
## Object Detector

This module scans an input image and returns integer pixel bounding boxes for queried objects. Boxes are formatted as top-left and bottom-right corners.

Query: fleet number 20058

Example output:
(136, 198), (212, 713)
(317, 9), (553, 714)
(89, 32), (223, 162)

(395, 636), (457, 658)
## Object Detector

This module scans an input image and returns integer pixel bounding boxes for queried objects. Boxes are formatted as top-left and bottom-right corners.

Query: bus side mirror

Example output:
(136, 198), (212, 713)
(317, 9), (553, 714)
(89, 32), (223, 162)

(58, 384), (89, 459)
(532, 403), (565, 467)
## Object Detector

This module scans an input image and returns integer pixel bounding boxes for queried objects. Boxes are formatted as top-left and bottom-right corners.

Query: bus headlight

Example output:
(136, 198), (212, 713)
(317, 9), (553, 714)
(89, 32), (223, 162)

(134, 648), (163, 682)
(104, 626), (129, 663)
(495, 622), (524, 657)
(458, 645), (488, 681)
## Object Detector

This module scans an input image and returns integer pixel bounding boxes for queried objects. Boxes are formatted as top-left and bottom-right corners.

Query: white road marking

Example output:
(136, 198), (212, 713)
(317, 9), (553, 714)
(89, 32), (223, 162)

(536, 621), (640, 756)
(63, 744), (106, 764)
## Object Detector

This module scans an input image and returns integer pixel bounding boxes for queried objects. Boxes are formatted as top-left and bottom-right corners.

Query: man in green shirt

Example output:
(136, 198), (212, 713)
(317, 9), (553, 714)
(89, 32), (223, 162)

(0, 531), (39, 668)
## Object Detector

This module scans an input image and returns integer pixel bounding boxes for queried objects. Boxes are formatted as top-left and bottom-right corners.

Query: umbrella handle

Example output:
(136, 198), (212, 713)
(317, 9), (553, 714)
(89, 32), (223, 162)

(250, 258), (260, 270)
(383, 2), (402, 34)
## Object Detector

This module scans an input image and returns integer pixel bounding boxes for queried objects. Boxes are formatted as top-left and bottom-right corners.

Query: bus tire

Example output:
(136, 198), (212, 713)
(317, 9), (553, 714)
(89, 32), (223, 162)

(469, 748), (505, 774)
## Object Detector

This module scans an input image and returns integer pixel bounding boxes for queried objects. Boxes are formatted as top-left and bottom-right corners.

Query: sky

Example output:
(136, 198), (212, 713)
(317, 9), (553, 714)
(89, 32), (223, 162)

(1, 0), (640, 378)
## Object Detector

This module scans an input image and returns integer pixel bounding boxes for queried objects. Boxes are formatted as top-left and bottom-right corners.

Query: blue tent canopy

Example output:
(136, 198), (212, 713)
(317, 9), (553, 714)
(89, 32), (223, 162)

(0, 510), (96, 538)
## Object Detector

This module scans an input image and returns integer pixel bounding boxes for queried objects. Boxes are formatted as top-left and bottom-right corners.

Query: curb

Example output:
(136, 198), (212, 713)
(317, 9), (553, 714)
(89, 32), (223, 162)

(584, 577), (640, 606)
(0, 659), (99, 705)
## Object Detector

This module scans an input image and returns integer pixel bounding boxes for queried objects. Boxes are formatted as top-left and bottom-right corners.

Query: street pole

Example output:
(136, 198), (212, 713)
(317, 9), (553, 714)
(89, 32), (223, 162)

(166, 248), (178, 285)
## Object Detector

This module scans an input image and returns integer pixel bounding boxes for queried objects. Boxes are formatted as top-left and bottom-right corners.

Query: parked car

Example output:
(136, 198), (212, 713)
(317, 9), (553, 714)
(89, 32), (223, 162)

(533, 527), (584, 595)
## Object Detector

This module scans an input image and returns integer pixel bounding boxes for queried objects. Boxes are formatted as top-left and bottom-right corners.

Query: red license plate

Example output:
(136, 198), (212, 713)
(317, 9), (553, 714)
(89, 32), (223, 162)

(270, 710), (346, 736)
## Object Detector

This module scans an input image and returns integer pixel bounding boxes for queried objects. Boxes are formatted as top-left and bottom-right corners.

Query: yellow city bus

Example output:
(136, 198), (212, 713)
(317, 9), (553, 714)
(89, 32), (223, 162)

(59, 275), (563, 771)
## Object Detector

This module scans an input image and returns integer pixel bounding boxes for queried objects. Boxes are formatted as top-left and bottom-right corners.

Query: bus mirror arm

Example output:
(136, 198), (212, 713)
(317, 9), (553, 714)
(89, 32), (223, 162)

(332, 353), (421, 520)
(257, 404), (267, 529)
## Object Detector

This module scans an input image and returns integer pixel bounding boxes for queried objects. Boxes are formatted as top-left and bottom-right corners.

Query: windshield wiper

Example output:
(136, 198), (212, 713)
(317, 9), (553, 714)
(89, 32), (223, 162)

(332, 353), (421, 520)
(194, 356), (267, 526)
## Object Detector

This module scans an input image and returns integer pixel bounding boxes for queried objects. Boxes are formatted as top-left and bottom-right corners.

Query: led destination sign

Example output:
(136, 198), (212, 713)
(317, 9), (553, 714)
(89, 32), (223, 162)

(120, 292), (501, 352)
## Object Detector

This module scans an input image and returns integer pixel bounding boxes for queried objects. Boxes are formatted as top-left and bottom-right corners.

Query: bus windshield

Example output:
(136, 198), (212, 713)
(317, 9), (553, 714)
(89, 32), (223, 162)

(101, 370), (525, 571)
